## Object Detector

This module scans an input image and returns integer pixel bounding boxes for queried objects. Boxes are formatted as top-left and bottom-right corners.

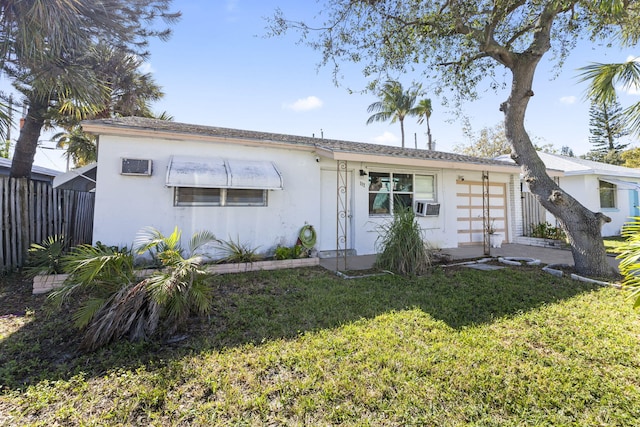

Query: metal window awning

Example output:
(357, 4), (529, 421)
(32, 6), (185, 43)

(599, 178), (640, 191)
(166, 156), (283, 190)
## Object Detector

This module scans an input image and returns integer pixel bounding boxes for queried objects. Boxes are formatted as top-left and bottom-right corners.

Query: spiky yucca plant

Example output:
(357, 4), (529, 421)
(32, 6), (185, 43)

(374, 206), (431, 275)
(617, 217), (640, 308)
(214, 236), (261, 263)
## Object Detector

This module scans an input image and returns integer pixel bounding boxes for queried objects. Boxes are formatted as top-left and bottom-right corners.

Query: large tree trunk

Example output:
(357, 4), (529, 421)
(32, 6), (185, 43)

(503, 58), (616, 278)
(10, 96), (49, 179)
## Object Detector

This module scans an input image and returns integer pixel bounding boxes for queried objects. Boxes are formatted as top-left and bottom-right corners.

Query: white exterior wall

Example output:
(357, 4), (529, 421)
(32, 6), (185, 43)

(93, 135), (322, 255)
(554, 175), (636, 237)
(93, 135), (519, 256)
(349, 166), (517, 254)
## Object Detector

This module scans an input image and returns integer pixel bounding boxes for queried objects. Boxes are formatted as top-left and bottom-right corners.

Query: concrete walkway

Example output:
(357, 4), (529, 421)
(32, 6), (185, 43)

(319, 243), (620, 272)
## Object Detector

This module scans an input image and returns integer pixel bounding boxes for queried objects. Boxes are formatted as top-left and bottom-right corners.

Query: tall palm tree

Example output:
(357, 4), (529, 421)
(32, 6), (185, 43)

(579, 60), (640, 136)
(366, 81), (420, 148)
(3, 0), (179, 178)
(53, 126), (96, 169)
(415, 98), (434, 150)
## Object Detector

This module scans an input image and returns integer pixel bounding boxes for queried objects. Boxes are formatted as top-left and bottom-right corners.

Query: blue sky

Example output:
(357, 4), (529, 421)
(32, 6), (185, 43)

(23, 1), (640, 170)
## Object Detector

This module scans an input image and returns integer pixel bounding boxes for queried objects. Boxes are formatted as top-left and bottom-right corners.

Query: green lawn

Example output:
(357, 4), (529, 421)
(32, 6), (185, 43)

(1, 265), (639, 426)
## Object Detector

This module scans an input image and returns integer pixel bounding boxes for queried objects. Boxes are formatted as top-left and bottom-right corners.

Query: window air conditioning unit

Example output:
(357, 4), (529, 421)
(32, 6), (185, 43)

(414, 200), (440, 217)
(120, 158), (152, 176)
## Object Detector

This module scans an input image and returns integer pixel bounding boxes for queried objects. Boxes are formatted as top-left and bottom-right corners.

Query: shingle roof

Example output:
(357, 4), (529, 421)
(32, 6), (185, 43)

(537, 152), (640, 178)
(0, 157), (62, 179)
(82, 116), (519, 170)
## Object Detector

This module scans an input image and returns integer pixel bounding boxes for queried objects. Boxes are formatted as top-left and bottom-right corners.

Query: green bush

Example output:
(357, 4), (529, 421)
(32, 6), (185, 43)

(24, 234), (68, 276)
(274, 245), (303, 260)
(529, 222), (566, 240)
(374, 206), (431, 275)
(215, 236), (261, 263)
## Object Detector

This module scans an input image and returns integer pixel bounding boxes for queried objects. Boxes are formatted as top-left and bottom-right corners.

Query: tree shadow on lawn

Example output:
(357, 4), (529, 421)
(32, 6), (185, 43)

(0, 265), (603, 390)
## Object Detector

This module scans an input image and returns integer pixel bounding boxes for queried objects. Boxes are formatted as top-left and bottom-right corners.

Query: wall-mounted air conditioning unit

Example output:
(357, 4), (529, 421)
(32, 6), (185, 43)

(414, 200), (440, 217)
(120, 158), (152, 176)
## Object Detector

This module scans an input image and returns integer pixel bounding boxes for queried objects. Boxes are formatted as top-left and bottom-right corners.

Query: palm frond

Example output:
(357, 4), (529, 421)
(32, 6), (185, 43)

(578, 61), (640, 106)
(134, 226), (170, 254)
(617, 217), (640, 308)
(188, 230), (217, 255)
(72, 297), (108, 329)
(623, 102), (640, 136)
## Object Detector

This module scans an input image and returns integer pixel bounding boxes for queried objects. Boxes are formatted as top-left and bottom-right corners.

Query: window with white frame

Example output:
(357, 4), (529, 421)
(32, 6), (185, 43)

(599, 180), (616, 209)
(368, 171), (436, 215)
(174, 187), (267, 207)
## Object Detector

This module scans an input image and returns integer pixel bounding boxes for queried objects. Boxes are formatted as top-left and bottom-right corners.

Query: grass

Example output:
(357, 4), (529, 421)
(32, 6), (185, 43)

(1, 264), (639, 425)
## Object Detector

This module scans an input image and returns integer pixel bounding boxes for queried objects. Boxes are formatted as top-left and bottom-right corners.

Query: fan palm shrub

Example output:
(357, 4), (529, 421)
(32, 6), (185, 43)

(24, 234), (68, 276)
(374, 206), (432, 275)
(50, 227), (217, 351)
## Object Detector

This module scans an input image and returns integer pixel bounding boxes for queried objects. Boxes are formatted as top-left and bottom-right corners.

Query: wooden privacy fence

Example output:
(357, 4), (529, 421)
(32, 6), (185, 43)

(521, 191), (547, 236)
(1, 177), (94, 272)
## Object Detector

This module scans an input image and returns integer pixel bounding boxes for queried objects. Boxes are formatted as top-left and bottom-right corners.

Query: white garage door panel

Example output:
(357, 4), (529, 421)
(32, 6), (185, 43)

(456, 180), (508, 246)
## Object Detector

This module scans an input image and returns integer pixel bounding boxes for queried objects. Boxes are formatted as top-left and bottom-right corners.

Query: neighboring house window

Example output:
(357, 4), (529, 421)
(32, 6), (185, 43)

(599, 180), (616, 209)
(175, 187), (267, 207)
(368, 171), (435, 215)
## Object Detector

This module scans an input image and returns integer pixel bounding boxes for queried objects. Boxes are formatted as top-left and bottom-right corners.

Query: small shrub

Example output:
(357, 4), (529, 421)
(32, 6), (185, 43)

(374, 206), (431, 275)
(274, 245), (303, 260)
(215, 236), (261, 263)
(24, 235), (68, 276)
(529, 222), (566, 240)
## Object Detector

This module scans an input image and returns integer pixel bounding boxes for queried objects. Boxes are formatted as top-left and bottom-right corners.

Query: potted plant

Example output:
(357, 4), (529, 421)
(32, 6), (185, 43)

(488, 219), (503, 248)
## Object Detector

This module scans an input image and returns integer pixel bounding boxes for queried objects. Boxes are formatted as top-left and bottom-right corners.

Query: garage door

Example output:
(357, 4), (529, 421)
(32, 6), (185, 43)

(456, 180), (508, 246)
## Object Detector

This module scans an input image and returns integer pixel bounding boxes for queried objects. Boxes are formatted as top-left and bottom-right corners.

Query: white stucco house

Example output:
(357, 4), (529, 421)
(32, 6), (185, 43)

(498, 152), (640, 237)
(80, 117), (523, 258)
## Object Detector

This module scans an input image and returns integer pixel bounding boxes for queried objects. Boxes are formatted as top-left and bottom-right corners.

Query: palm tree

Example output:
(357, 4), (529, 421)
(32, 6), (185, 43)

(579, 60), (640, 136)
(53, 126), (96, 169)
(31, 42), (167, 170)
(3, 0), (179, 178)
(366, 81), (420, 148)
(415, 98), (434, 150)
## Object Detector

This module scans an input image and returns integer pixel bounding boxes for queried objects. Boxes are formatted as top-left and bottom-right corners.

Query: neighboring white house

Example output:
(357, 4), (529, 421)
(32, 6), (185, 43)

(498, 152), (640, 237)
(80, 117), (522, 258)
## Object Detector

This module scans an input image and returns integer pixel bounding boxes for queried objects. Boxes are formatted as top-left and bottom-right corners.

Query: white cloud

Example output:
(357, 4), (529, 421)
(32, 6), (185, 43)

(373, 131), (398, 144)
(138, 62), (155, 74)
(624, 86), (640, 96)
(283, 96), (324, 112)
(559, 96), (576, 105)
(226, 0), (239, 12)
